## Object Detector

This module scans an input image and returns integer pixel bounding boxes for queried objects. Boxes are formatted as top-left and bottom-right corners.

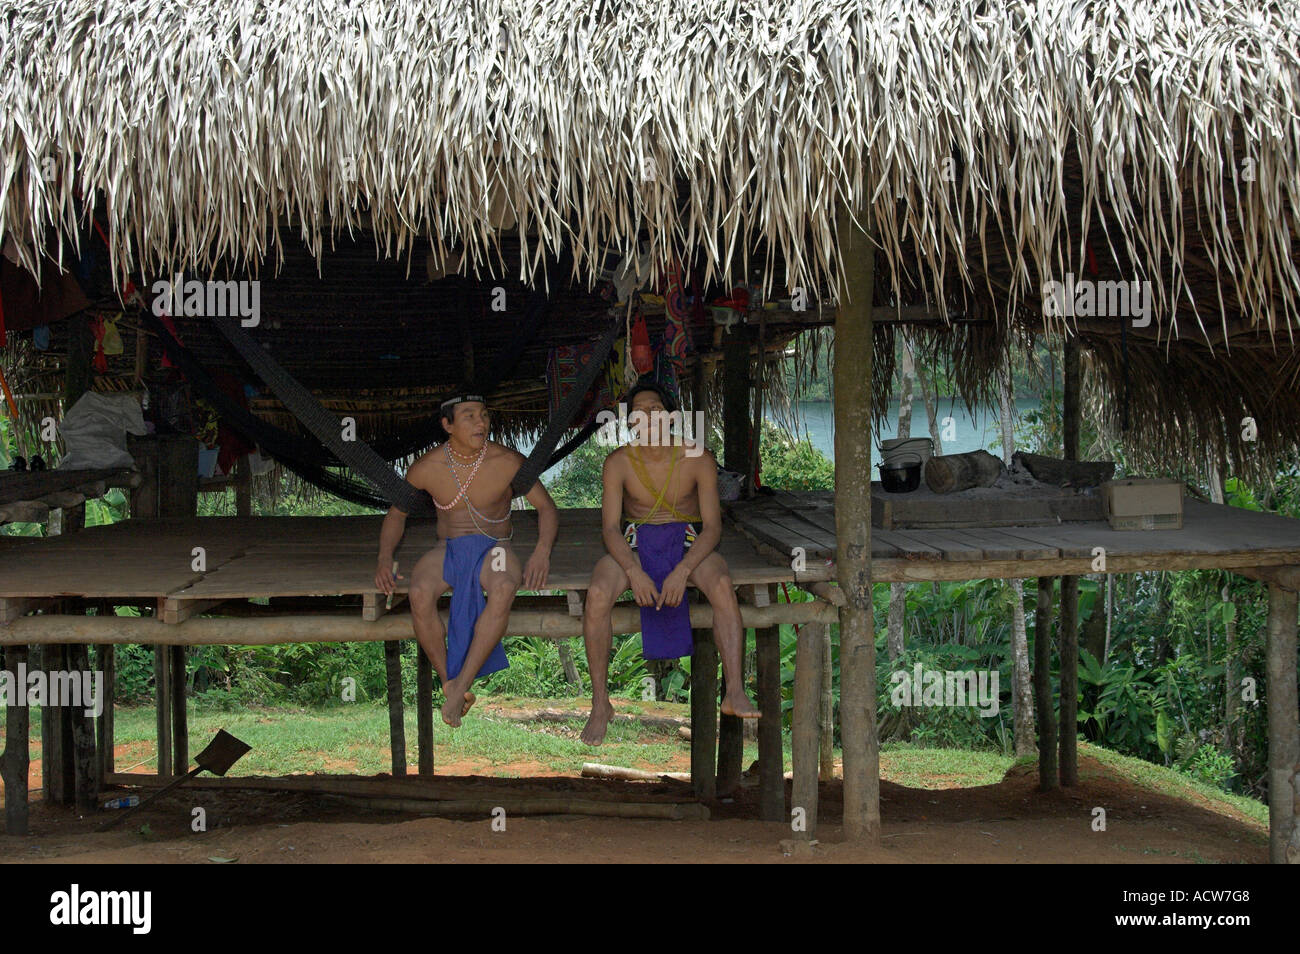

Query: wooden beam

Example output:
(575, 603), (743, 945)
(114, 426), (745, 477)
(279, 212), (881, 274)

(170, 646), (188, 772)
(362, 592), (406, 621)
(756, 610), (784, 821)
(690, 629), (718, 800)
(97, 643), (115, 779)
(1265, 584), (1299, 863)
(1034, 577), (1058, 791)
(1237, 565), (1300, 592)
(154, 646), (172, 777)
(161, 598), (225, 625)
(792, 620), (825, 838)
(0, 601), (841, 645)
(0, 597), (56, 624)
(68, 642), (99, 813)
(566, 589), (584, 617)
(834, 202), (880, 843)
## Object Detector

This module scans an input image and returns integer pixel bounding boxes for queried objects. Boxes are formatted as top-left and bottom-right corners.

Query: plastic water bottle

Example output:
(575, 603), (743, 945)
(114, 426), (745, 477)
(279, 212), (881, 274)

(101, 796), (140, 810)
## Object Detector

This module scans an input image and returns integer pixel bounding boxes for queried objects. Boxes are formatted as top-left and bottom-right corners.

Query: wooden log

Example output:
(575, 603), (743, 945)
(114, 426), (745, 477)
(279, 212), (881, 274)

(923, 450), (1004, 494)
(98, 643), (115, 779)
(819, 625), (835, 781)
(834, 202), (880, 842)
(690, 630), (718, 799)
(154, 645), (172, 777)
(1013, 451), (1114, 488)
(0, 602), (841, 645)
(1059, 574), (1079, 787)
(716, 673), (744, 795)
(792, 621), (826, 837)
(1034, 577), (1058, 791)
(416, 650), (434, 776)
(1265, 584), (1299, 863)
(756, 618), (784, 820)
(170, 645), (188, 772)
(2, 645), (31, 834)
(67, 642), (99, 813)
(323, 793), (710, 820)
(581, 763), (691, 782)
(384, 640), (406, 777)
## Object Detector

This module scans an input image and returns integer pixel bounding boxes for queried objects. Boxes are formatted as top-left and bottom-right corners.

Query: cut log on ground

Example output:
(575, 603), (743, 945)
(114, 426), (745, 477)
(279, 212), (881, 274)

(924, 450), (1003, 494)
(580, 763), (691, 782)
(1013, 451), (1115, 487)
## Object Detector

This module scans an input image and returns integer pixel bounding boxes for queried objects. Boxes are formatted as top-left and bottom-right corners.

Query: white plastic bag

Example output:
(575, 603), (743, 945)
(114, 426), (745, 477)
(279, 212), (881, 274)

(58, 392), (147, 470)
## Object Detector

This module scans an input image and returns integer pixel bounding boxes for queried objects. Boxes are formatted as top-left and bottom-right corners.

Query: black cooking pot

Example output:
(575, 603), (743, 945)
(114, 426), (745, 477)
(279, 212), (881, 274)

(878, 454), (922, 493)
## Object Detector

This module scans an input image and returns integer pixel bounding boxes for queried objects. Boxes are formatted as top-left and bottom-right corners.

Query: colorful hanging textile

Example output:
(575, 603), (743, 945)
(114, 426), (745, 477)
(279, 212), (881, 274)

(547, 332), (626, 425)
(662, 261), (693, 373)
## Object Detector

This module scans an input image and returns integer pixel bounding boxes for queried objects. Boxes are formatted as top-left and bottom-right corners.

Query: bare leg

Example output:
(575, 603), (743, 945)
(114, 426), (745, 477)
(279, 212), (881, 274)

(581, 555), (630, 745)
(409, 546), (477, 718)
(691, 552), (760, 718)
(441, 545), (522, 727)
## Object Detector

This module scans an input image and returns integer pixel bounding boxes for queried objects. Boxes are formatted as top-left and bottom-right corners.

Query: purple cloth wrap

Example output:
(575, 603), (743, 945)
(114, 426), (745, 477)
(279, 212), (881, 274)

(633, 522), (695, 660)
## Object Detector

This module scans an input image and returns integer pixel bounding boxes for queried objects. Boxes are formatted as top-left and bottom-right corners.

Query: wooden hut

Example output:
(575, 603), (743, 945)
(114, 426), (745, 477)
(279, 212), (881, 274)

(1, 0), (1299, 861)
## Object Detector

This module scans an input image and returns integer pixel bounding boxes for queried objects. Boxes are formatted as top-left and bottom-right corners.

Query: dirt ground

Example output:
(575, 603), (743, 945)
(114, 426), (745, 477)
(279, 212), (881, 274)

(0, 753), (1268, 863)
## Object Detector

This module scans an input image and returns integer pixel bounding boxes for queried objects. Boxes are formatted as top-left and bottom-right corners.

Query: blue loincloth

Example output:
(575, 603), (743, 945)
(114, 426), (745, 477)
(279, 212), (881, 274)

(626, 521), (696, 660)
(443, 534), (510, 681)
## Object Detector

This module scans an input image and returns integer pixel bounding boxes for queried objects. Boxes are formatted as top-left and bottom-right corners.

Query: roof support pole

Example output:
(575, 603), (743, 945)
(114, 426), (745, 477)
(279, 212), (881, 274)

(834, 203), (880, 843)
(1265, 583), (1299, 863)
(1059, 338), (1082, 786)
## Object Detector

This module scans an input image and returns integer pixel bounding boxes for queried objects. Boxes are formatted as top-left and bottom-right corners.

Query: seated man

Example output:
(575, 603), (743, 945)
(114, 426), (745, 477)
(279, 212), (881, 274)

(581, 382), (759, 745)
(374, 393), (558, 727)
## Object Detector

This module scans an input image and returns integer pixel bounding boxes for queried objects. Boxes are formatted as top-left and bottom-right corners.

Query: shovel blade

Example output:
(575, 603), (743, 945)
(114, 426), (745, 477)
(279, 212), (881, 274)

(193, 729), (251, 776)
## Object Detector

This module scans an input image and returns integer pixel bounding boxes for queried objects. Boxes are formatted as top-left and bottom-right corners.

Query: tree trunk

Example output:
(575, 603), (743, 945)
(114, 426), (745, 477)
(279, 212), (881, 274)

(833, 203), (880, 843)
(1034, 577), (1058, 791)
(1058, 338), (1081, 787)
(1264, 584), (1298, 863)
(557, 642), (580, 688)
(919, 367), (943, 456)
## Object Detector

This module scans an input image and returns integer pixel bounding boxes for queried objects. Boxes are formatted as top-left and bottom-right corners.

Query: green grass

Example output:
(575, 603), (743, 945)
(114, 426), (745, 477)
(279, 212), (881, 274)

(879, 743), (1016, 788)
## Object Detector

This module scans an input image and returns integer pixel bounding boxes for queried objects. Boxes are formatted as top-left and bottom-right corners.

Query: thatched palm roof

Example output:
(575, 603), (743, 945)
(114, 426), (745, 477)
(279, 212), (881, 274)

(2, 0), (1299, 477)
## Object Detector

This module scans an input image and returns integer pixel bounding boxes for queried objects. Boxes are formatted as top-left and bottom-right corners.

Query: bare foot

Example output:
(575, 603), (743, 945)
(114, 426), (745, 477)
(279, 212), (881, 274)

(461, 691), (476, 717)
(721, 693), (761, 719)
(442, 681), (467, 727)
(580, 699), (615, 745)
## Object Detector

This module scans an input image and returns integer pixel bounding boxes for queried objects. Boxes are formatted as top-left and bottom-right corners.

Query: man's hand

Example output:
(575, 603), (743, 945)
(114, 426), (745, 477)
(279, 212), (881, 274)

(375, 558), (402, 596)
(628, 567), (661, 607)
(657, 565), (689, 609)
(523, 549), (550, 590)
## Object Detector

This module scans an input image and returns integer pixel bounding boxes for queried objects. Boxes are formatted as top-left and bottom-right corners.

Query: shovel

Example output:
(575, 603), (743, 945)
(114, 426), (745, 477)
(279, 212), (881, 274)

(98, 729), (251, 831)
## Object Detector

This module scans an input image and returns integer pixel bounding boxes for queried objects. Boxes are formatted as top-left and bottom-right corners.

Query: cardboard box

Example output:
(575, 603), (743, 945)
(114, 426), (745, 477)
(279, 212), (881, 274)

(1101, 478), (1184, 530)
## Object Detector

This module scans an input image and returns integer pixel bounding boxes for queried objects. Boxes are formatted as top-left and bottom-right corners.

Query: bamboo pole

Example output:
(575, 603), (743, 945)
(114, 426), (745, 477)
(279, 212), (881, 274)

(1265, 584), (1299, 863)
(834, 202), (880, 842)
(792, 621), (825, 837)
(0, 602), (839, 645)
(1034, 577), (1059, 791)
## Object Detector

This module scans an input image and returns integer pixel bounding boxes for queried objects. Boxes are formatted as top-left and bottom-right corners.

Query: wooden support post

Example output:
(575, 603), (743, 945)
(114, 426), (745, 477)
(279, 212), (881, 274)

(756, 618), (784, 821)
(40, 644), (74, 804)
(63, 312), (94, 411)
(171, 646), (188, 772)
(2, 645), (31, 834)
(1059, 338), (1081, 787)
(834, 202), (880, 842)
(1265, 584), (1299, 863)
(234, 454), (252, 516)
(98, 644), (115, 779)
(384, 640), (406, 777)
(716, 673), (744, 796)
(819, 626), (835, 781)
(690, 630), (718, 800)
(67, 642), (98, 813)
(154, 646), (172, 777)
(1034, 577), (1058, 791)
(416, 649), (434, 776)
(793, 621), (826, 838)
(722, 322), (752, 486)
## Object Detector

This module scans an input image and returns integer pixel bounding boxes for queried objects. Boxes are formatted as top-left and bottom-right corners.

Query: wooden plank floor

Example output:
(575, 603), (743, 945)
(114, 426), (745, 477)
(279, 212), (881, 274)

(3, 495), (1297, 604)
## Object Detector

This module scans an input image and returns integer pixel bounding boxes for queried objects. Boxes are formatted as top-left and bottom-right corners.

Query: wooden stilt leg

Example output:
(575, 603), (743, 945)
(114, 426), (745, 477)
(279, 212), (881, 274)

(171, 646), (188, 772)
(2, 645), (30, 834)
(716, 673), (744, 796)
(1034, 577), (1058, 791)
(154, 645), (172, 777)
(1265, 584), (1299, 864)
(98, 644), (115, 779)
(793, 621), (826, 838)
(756, 622), (784, 821)
(417, 649), (434, 776)
(819, 626), (835, 781)
(43, 643), (75, 803)
(1059, 575), (1079, 786)
(67, 643), (98, 814)
(384, 640), (406, 777)
(690, 631), (718, 800)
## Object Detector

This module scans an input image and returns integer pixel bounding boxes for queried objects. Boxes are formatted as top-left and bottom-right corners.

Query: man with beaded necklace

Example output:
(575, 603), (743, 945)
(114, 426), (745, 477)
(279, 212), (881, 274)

(375, 393), (558, 727)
